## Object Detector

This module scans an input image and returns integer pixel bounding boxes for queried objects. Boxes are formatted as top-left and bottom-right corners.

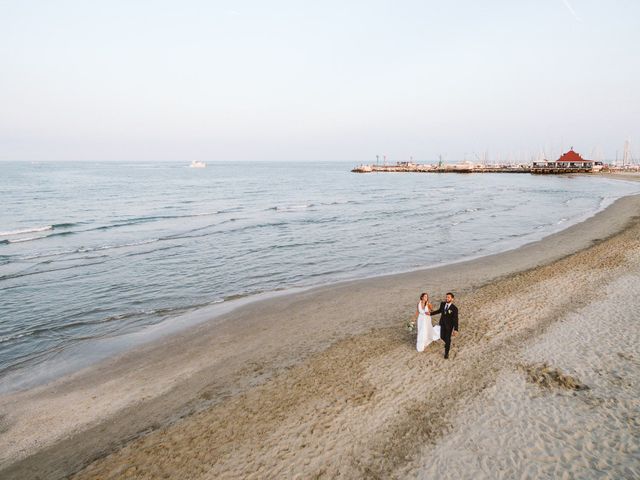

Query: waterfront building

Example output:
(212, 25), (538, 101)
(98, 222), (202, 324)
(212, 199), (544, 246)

(532, 149), (603, 172)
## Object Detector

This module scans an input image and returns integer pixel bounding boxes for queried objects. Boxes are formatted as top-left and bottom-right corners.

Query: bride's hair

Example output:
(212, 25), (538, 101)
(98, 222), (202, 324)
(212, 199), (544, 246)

(420, 292), (428, 301)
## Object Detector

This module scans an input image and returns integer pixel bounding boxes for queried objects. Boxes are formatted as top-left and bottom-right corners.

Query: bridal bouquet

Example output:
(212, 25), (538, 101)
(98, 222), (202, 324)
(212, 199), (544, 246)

(406, 319), (416, 333)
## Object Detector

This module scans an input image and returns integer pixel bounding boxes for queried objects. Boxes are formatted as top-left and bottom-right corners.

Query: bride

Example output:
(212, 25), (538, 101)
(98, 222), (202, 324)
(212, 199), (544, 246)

(415, 292), (438, 352)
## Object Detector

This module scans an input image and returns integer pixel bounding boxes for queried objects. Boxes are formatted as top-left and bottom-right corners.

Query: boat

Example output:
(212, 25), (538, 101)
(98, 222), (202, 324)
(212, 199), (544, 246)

(189, 161), (206, 168)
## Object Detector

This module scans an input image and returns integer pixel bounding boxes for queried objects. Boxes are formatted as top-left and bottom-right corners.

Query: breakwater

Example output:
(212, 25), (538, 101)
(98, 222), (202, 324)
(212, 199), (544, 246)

(351, 163), (603, 174)
(351, 163), (530, 173)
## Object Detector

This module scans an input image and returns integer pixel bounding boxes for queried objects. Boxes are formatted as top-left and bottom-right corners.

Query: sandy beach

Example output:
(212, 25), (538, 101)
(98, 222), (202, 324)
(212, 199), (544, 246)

(1, 178), (639, 479)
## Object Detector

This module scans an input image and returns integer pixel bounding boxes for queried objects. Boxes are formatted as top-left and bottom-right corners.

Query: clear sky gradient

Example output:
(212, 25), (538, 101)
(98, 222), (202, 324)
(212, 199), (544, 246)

(1, 0), (638, 162)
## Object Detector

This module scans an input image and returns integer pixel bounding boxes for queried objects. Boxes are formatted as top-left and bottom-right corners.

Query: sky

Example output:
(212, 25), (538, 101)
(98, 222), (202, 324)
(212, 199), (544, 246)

(1, 0), (639, 162)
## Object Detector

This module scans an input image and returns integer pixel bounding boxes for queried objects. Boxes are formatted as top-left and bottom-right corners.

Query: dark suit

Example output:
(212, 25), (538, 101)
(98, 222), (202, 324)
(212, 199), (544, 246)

(429, 302), (459, 358)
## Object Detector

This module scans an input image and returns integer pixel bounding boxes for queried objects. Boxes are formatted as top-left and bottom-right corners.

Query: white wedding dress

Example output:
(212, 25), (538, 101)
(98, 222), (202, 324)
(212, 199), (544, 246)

(416, 301), (439, 352)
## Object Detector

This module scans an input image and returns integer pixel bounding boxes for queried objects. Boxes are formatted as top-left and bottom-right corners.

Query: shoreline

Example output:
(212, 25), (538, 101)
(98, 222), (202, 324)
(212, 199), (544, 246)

(0, 180), (639, 478)
(2, 174), (637, 395)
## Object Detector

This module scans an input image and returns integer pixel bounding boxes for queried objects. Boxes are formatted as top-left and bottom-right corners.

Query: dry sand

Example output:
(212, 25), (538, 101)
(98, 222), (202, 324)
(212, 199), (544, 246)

(1, 190), (639, 479)
(415, 271), (640, 479)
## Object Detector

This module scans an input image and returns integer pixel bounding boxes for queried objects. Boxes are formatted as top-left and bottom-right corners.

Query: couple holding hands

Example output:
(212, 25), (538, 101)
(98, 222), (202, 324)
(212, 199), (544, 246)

(414, 292), (459, 359)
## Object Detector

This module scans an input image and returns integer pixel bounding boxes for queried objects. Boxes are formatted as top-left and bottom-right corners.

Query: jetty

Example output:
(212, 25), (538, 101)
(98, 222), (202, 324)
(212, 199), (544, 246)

(351, 162), (530, 174)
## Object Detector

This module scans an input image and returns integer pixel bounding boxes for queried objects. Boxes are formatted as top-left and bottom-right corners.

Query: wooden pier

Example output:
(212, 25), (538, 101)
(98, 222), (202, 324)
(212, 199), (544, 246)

(530, 167), (594, 174)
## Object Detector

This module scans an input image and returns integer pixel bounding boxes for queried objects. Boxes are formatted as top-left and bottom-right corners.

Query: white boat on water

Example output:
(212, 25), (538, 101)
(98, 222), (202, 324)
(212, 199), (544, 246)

(189, 161), (206, 168)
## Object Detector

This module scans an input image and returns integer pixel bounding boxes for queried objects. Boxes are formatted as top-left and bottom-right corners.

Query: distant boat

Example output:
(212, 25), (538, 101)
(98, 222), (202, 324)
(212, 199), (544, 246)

(189, 161), (206, 168)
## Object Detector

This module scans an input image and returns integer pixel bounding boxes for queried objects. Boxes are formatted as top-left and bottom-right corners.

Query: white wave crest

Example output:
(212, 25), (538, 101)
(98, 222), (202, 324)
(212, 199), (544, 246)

(93, 238), (160, 252)
(272, 204), (313, 212)
(8, 236), (47, 243)
(0, 226), (52, 237)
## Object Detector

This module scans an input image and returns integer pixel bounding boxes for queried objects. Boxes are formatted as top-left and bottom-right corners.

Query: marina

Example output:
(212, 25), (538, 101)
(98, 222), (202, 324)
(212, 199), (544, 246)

(353, 149), (636, 175)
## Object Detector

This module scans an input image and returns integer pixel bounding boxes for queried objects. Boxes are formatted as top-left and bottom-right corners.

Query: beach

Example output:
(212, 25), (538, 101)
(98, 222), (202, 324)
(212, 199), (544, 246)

(1, 178), (639, 479)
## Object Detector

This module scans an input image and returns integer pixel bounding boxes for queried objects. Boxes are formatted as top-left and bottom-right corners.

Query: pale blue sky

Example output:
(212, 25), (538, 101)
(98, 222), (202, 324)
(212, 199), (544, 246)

(1, 0), (638, 162)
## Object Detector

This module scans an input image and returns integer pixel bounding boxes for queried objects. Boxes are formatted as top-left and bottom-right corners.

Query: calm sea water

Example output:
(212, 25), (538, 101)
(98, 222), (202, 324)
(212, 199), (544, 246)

(1, 161), (638, 391)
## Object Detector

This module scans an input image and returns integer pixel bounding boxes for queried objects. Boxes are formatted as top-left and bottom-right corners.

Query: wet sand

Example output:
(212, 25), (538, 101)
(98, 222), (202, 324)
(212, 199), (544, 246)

(1, 190), (639, 479)
(598, 171), (640, 180)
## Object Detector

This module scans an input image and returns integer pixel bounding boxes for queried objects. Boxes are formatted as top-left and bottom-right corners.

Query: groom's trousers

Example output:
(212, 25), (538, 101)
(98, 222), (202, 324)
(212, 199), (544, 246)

(441, 326), (452, 358)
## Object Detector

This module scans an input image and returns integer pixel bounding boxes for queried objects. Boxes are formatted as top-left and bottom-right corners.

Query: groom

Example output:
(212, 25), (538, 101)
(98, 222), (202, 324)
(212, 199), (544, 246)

(429, 292), (459, 359)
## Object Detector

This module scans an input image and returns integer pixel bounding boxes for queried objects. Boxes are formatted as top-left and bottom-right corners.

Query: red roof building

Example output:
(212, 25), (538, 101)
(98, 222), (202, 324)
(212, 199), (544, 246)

(531, 148), (603, 172)
(556, 149), (593, 165)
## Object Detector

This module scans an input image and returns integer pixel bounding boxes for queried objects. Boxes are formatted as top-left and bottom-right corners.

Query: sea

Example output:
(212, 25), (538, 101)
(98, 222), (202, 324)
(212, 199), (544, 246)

(1, 161), (639, 392)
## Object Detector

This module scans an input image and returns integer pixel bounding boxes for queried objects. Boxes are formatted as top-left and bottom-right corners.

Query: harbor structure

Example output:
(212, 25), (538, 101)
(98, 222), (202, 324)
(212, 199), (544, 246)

(351, 160), (530, 174)
(353, 143), (637, 174)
